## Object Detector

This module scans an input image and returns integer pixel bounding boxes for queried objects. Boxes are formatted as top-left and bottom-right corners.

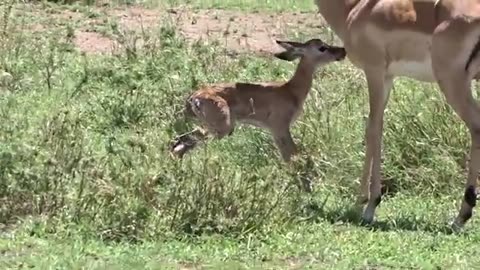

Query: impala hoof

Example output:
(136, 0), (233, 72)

(169, 133), (199, 158)
(450, 219), (465, 234)
(360, 215), (374, 226)
(360, 205), (376, 226)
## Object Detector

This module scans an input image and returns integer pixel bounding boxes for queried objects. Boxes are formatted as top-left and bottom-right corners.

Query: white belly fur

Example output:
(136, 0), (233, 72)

(363, 23), (436, 83)
(388, 58), (436, 82)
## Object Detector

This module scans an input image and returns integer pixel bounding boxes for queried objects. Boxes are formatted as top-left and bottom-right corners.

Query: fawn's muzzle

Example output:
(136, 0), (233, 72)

(331, 47), (347, 61)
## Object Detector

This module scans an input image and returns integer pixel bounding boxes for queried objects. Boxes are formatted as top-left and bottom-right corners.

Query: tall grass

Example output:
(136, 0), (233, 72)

(0, 1), (471, 242)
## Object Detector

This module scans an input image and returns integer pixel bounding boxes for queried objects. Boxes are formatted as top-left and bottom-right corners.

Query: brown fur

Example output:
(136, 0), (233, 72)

(170, 39), (346, 161)
(391, 0), (417, 23)
(315, 0), (480, 230)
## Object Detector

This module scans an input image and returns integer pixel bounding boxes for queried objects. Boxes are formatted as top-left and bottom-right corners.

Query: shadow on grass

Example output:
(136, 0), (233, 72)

(303, 202), (458, 235)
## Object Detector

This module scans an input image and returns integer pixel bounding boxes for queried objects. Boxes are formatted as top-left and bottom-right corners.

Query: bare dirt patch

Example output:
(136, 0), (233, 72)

(73, 31), (116, 53)
(18, 5), (325, 53)
(181, 9), (327, 54)
(70, 7), (323, 53)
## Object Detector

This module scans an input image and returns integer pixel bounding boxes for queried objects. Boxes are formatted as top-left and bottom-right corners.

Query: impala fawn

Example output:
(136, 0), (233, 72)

(170, 38), (346, 161)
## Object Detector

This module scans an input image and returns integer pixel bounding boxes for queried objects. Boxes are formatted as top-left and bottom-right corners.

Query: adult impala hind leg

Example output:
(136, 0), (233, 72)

(359, 71), (394, 224)
(434, 73), (480, 231)
(431, 20), (480, 230)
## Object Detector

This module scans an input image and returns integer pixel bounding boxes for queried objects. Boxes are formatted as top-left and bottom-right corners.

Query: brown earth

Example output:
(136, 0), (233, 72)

(26, 5), (328, 54)
(11, 2), (332, 54)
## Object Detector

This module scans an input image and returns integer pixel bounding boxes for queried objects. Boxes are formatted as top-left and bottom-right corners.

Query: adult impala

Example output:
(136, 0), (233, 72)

(315, 0), (480, 230)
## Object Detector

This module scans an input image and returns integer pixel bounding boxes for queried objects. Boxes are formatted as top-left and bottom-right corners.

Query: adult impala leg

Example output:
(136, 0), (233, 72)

(434, 73), (480, 230)
(432, 20), (480, 230)
(455, 108), (480, 230)
(359, 70), (393, 224)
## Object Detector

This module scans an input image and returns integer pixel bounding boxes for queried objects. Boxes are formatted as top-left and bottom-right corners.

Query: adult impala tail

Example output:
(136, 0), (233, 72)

(170, 38), (346, 161)
(315, 0), (480, 230)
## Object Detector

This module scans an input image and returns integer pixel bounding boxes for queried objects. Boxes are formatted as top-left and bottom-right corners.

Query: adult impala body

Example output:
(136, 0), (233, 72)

(315, 0), (480, 229)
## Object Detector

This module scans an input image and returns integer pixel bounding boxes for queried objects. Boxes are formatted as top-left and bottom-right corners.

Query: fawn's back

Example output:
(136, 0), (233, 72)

(189, 81), (301, 129)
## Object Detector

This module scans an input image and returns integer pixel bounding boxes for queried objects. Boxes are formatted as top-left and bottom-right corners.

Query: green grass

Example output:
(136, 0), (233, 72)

(2, 194), (480, 269)
(1, 1), (479, 269)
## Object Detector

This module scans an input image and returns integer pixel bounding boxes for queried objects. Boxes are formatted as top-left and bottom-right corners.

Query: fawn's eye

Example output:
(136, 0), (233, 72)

(318, 46), (326, 52)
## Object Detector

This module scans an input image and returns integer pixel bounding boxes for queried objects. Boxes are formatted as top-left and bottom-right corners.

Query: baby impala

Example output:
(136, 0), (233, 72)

(170, 38), (346, 161)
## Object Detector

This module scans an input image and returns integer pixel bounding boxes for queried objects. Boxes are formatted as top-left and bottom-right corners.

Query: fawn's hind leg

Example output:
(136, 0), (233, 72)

(170, 128), (208, 158)
(190, 96), (235, 139)
(171, 96), (234, 158)
(271, 128), (298, 162)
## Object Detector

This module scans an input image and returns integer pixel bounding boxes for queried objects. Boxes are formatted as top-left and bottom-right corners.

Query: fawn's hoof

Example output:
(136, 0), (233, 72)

(169, 134), (199, 158)
(170, 142), (188, 158)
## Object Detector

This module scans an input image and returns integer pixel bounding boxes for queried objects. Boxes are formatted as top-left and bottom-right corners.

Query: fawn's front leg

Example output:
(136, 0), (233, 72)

(272, 128), (298, 162)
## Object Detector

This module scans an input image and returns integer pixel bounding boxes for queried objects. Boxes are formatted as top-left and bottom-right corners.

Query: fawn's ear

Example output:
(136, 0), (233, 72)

(274, 40), (304, 61)
(274, 51), (300, 61)
(275, 40), (305, 50)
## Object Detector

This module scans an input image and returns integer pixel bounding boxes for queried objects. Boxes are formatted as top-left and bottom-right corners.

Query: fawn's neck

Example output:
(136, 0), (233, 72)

(285, 57), (318, 101)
